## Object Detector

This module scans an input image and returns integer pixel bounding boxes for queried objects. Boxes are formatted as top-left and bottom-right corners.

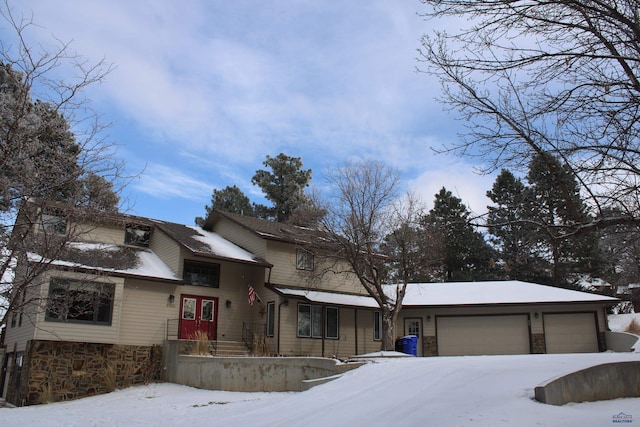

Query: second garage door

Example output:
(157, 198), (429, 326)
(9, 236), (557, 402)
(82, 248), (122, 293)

(543, 313), (599, 353)
(437, 315), (530, 356)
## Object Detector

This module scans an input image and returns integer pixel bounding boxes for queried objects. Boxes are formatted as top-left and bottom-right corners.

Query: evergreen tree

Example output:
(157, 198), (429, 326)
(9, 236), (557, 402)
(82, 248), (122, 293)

(197, 185), (255, 225)
(526, 153), (601, 287)
(251, 153), (312, 222)
(486, 169), (546, 282)
(421, 188), (496, 281)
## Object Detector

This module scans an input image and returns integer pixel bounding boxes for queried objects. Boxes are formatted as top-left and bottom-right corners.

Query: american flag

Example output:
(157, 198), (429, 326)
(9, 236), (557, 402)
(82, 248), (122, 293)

(248, 284), (258, 305)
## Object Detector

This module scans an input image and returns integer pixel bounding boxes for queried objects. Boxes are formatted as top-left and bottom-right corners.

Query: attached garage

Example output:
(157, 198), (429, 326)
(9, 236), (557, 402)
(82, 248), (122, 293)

(543, 313), (599, 353)
(437, 315), (530, 356)
(397, 281), (619, 357)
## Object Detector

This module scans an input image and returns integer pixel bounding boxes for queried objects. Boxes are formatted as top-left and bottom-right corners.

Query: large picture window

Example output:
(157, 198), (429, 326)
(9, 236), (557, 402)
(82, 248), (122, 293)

(46, 278), (115, 325)
(297, 303), (338, 339)
(183, 261), (220, 287)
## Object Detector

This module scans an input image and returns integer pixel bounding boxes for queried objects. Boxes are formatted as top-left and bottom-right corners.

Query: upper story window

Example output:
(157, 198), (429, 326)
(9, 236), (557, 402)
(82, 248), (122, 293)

(125, 224), (151, 247)
(183, 261), (220, 288)
(296, 248), (314, 271)
(41, 213), (67, 235)
(46, 278), (115, 325)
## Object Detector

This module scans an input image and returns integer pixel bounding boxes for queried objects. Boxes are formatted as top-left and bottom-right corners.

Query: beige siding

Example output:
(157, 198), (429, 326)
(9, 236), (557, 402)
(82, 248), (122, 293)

(276, 303), (380, 358)
(267, 241), (362, 294)
(33, 271), (124, 344)
(118, 279), (180, 345)
(71, 222), (125, 245)
(214, 219), (267, 258)
(149, 229), (182, 274)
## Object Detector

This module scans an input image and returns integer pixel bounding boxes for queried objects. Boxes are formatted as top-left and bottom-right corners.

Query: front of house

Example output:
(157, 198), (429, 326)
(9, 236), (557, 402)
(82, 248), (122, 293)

(0, 206), (620, 405)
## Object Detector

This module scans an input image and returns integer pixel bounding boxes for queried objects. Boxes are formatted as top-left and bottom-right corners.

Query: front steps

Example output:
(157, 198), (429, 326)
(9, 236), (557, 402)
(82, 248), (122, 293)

(213, 340), (251, 357)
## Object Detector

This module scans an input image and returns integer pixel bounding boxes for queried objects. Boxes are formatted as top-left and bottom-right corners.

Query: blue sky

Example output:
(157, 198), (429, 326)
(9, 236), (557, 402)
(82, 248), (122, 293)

(4, 0), (497, 225)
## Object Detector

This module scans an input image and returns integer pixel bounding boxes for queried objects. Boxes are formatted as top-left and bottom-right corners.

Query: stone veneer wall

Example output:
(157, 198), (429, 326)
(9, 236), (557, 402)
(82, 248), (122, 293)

(532, 333), (546, 354)
(11, 340), (162, 406)
(423, 335), (438, 357)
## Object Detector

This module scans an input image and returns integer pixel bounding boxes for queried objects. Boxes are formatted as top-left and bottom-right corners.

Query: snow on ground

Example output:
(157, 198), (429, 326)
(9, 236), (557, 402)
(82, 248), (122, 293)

(2, 317), (639, 427)
(609, 312), (640, 333)
(2, 352), (639, 427)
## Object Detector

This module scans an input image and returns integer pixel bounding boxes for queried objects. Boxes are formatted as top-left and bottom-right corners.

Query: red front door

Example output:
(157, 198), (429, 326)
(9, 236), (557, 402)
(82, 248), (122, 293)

(179, 295), (218, 340)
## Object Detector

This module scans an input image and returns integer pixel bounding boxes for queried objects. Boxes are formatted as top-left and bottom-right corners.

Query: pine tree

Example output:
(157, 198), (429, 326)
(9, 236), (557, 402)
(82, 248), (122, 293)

(486, 169), (546, 282)
(251, 153), (312, 222)
(197, 185), (255, 225)
(421, 188), (496, 281)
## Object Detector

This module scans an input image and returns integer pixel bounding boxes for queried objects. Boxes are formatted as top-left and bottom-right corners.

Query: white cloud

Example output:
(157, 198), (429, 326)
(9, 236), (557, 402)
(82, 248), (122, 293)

(133, 163), (212, 201)
(407, 159), (497, 217)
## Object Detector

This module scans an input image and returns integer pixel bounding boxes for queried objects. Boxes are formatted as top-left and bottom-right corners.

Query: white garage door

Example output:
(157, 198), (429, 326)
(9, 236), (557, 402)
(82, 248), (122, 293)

(544, 313), (598, 354)
(437, 315), (530, 356)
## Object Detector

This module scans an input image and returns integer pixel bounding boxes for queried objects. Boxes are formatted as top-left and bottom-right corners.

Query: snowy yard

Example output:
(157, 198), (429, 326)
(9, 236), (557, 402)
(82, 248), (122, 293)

(1, 314), (639, 427)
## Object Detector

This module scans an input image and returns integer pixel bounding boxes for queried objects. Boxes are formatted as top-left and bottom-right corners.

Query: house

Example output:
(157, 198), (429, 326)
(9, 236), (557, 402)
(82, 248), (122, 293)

(0, 206), (381, 405)
(0, 205), (620, 406)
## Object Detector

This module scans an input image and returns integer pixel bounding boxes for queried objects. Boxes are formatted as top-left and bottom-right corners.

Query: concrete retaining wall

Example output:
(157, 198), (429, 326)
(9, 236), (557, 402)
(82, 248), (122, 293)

(534, 361), (640, 406)
(162, 341), (363, 392)
(605, 331), (639, 352)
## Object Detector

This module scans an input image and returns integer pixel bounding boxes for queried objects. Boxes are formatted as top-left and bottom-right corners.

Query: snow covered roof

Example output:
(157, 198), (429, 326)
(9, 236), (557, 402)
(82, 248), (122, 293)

(29, 244), (180, 282)
(398, 281), (620, 307)
(274, 281), (618, 309)
(273, 287), (379, 308)
(155, 222), (269, 266)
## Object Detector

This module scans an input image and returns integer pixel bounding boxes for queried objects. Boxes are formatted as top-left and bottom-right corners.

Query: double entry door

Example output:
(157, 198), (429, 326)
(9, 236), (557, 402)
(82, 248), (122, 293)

(179, 295), (218, 340)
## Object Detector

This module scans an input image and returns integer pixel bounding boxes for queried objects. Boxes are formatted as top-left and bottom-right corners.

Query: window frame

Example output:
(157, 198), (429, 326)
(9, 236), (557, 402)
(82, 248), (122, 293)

(124, 224), (151, 247)
(45, 278), (115, 326)
(374, 311), (382, 341)
(297, 303), (339, 339)
(41, 213), (67, 235)
(296, 248), (314, 271)
(266, 301), (275, 337)
(183, 261), (220, 288)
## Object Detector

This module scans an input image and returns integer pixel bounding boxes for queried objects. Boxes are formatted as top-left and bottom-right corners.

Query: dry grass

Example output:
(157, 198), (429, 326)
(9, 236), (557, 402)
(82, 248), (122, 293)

(625, 318), (640, 334)
(101, 362), (117, 392)
(189, 330), (211, 355)
(36, 382), (54, 405)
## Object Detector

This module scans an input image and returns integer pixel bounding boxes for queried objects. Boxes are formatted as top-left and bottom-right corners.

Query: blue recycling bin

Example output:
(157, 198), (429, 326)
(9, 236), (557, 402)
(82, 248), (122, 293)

(401, 335), (418, 356)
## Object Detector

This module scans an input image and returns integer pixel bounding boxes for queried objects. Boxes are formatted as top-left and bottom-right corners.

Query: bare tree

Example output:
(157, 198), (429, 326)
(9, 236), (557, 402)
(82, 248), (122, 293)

(419, 0), (640, 236)
(0, 1), (125, 329)
(320, 160), (414, 350)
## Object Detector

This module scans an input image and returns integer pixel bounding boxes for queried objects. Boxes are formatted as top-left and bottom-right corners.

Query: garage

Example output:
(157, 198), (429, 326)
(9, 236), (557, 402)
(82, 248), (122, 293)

(437, 315), (531, 356)
(543, 312), (599, 353)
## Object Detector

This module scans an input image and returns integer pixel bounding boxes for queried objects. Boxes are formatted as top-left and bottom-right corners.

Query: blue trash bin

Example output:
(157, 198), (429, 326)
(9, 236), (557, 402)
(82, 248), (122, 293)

(401, 335), (418, 356)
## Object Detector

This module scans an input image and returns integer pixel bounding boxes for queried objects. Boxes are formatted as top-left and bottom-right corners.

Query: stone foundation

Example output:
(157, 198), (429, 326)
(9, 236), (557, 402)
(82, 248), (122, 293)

(532, 333), (546, 354)
(423, 335), (438, 356)
(10, 340), (162, 406)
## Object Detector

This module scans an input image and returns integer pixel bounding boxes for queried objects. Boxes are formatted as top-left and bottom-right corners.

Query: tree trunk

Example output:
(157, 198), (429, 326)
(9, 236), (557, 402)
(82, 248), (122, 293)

(381, 307), (397, 351)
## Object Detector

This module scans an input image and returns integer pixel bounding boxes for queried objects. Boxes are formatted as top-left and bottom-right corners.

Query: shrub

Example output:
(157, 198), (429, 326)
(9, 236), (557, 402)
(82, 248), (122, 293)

(625, 318), (640, 335)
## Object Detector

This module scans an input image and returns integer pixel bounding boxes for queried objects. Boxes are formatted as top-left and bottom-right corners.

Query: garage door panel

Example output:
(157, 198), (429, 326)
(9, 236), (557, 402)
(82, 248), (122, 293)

(544, 313), (598, 354)
(437, 315), (530, 356)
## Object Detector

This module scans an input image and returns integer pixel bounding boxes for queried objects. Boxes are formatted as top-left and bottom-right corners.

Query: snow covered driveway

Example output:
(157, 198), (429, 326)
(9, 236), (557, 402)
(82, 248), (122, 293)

(1, 352), (639, 426)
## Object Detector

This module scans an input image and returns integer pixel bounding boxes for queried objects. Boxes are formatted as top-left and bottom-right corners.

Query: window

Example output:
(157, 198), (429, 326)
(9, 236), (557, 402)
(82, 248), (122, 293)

(125, 224), (151, 247)
(374, 311), (382, 341)
(297, 303), (339, 339)
(326, 307), (339, 339)
(266, 302), (275, 337)
(183, 261), (220, 287)
(296, 248), (314, 271)
(46, 278), (115, 325)
(41, 213), (67, 235)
